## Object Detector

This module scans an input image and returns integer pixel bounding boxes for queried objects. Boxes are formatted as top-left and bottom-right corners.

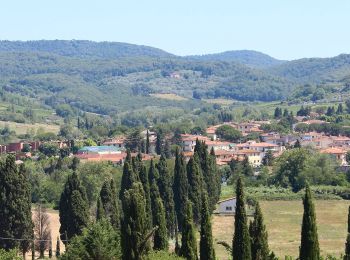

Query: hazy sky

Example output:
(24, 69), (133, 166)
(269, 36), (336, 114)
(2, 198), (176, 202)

(1, 0), (349, 60)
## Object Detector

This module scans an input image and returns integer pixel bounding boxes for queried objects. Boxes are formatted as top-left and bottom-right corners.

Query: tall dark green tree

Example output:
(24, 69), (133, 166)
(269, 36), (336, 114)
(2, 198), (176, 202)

(148, 159), (159, 184)
(98, 179), (119, 229)
(139, 164), (152, 230)
(164, 140), (172, 159)
(173, 149), (189, 231)
(232, 178), (251, 260)
(194, 140), (220, 211)
(187, 154), (203, 225)
(153, 197), (168, 251)
(119, 161), (138, 199)
(146, 130), (150, 154)
(210, 147), (221, 209)
(157, 155), (176, 237)
(299, 184), (320, 260)
(156, 132), (163, 155)
(121, 182), (150, 260)
(180, 201), (198, 260)
(59, 171), (89, 243)
(200, 192), (215, 260)
(345, 206), (350, 260)
(249, 202), (270, 260)
(0, 156), (34, 257)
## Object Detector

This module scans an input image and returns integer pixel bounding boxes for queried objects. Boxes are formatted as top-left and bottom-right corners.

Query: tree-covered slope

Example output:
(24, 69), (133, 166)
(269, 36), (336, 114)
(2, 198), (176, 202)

(1, 40), (350, 115)
(0, 40), (174, 59)
(189, 50), (286, 68)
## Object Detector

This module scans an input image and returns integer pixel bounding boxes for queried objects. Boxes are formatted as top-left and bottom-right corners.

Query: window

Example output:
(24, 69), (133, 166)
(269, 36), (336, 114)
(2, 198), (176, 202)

(226, 206), (232, 211)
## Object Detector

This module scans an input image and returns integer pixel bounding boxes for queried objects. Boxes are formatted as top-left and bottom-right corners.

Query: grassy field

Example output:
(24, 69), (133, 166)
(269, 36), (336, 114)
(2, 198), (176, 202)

(0, 120), (60, 135)
(202, 98), (235, 106)
(212, 200), (349, 259)
(150, 93), (188, 101)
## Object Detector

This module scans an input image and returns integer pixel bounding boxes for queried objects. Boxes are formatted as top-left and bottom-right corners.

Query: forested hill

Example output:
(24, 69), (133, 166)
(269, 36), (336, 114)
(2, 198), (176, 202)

(0, 40), (350, 116)
(188, 50), (286, 68)
(0, 40), (174, 59)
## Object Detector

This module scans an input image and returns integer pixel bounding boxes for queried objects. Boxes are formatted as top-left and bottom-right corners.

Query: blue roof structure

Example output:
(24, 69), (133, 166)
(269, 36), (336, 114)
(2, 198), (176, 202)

(78, 146), (121, 154)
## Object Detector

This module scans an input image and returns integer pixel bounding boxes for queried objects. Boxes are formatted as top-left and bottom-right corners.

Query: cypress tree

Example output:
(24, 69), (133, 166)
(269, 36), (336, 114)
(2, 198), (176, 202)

(187, 154), (203, 225)
(156, 131), (163, 155)
(210, 147), (221, 209)
(200, 192), (215, 260)
(153, 197), (169, 251)
(150, 179), (161, 225)
(148, 159), (159, 184)
(194, 140), (219, 212)
(96, 196), (104, 221)
(121, 182), (149, 260)
(157, 155), (176, 237)
(180, 201), (198, 260)
(59, 171), (89, 243)
(119, 161), (138, 199)
(139, 164), (152, 230)
(146, 130), (150, 154)
(0, 156), (34, 255)
(99, 179), (119, 229)
(56, 236), (60, 257)
(173, 149), (189, 231)
(249, 202), (270, 260)
(164, 140), (172, 158)
(345, 206), (350, 260)
(232, 177), (251, 260)
(299, 184), (320, 260)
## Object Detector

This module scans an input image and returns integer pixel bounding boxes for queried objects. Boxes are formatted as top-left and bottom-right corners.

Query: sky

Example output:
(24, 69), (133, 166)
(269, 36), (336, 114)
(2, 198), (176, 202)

(0, 0), (349, 60)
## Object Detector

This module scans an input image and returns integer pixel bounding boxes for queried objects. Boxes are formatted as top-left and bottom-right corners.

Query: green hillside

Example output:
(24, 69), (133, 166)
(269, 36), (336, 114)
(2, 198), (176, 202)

(0, 40), (350, 117)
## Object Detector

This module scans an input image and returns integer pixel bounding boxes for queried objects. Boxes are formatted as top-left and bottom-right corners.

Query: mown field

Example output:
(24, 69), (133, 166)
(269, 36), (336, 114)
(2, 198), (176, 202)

(0, 120), (60, 135)
(212, 200), (349, 259)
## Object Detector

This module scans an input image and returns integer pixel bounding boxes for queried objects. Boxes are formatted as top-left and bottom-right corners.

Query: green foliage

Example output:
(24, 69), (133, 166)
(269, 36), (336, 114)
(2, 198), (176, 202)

(199, 192), (215, 260)
(39, 142), (60, 157)
(157, 155), (176, 236)
(299, 184), (320, 260)
(273, 148), (344, 192)
(0, 249), (22, 260)
(0, 156), (34, 254)
(61, 219), (121, 260)
(249, 202), (270, 259)
(146, 251), (185, 260)
(173, 149), (189, 231)
(59, 171), (90, 242)
(121, 182), (150, 260)
(232, 178), (251, 260)
(180, 201), (198, 260)
(186, 154), (203, 225)
(153, 197), (169, 251)
(98, 179), (119, 229)
(215, 125), (242, 142)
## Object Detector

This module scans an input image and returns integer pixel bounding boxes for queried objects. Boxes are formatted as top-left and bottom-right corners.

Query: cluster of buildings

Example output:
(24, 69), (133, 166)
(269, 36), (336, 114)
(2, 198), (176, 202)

(0, 140), (68, 161)
(182, 119), (350, 167)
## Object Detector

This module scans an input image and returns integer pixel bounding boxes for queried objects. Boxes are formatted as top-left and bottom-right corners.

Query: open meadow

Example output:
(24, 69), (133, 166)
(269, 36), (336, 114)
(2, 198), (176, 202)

(212, 200), (349, 259)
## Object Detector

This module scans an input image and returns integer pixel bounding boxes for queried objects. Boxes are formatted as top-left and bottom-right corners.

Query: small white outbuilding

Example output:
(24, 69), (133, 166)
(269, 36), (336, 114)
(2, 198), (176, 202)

(217, 197), (236, 215)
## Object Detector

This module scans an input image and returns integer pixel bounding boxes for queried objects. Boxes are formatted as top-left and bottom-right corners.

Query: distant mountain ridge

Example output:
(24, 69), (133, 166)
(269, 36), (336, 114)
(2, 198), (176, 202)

(188, 50), (286, 68)
(0, 40), (175, 59)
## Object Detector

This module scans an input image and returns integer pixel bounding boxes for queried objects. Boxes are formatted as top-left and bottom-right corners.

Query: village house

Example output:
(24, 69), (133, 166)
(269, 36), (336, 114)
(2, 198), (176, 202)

(181, 134), (211, 152)
(102, 137), (126, 150)
(320, 147), (348, 166)
(216, 197), (236, 215)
